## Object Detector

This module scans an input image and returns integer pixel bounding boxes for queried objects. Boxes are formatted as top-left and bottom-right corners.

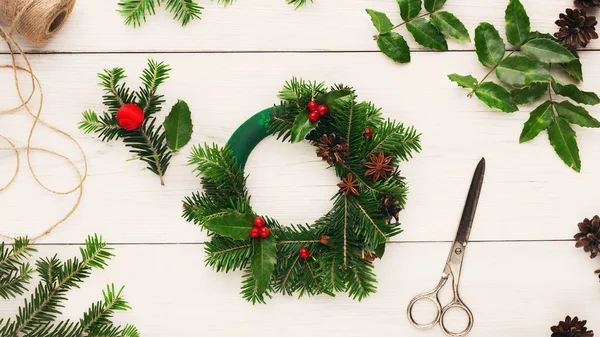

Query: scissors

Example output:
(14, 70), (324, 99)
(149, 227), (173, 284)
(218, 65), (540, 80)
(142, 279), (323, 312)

(407, 158), (485, 337)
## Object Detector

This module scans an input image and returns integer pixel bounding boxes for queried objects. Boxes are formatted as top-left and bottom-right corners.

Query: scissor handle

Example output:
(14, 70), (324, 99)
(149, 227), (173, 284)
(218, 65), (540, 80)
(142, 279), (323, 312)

(439, 297), (474, 337)
(406, 276), (447, 330)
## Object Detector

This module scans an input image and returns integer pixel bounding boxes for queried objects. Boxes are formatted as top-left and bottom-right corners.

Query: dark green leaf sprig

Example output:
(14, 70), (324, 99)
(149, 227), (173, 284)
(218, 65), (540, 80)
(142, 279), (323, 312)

(182, 78), (421, 304)
(449, 0), (600, 172)
(78, 59), (194, 185)
(366, 0), (470, 63)
(0, 235), (139, 337)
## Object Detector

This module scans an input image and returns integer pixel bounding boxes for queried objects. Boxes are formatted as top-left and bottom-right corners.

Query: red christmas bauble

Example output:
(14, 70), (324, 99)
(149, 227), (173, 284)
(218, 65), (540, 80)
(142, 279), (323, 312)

(364, 127), (373, 138)
(117, 104), (144, 131)
(259, 227), (270, 238)
(317, 105), (329, 116)
(250, 227), (260, 238)
(307, 100), (318, 112)
(253, 217), (265, 228)
(299, 247), (311, 259)
(308, 111), (320, 123)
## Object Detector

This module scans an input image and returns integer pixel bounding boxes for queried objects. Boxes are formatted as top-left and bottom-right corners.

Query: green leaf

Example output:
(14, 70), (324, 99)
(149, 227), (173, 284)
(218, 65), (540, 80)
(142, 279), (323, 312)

(397, 0), (422, 20)
(251, 235), (277, 296)
(474, 23), (505, 67)
(377, 32), (411, 63)
(406, 18), (448, 51)
(374, 243), (386, 259)
(163, 100), (193, 151)
(474, 82), (518, 112)
(526, 31), (556, 42)
(495, 55), (551, 88)
(424, 0), (446, 12)
(204, 212), (254, 240)
(365, 9), (394, 34)
(551, 82), (600, 105)
(511, 83), (548, 104)
(504, 0), (530, 46)
(521, 38), (577, 64)
(317, 89), (354, 112)
(290, 111), (318, 143)
(547, 117), (580, 172)
(559, 57), (583, 81)
(554, 101), (600, 127)
(519, 100), (553, 143)
(430, 11), (470, 42)
(448, 74), (478, 89)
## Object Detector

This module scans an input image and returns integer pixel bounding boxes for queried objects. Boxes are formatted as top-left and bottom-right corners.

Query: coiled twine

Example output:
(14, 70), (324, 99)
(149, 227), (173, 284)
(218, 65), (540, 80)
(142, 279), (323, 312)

(0, 0), (75, 44)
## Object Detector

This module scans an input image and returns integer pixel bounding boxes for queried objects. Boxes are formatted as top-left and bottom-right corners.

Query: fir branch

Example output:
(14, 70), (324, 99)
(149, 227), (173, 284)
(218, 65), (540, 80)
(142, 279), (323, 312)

(362, 120), (422, 161)
(117, 0), (158, 27)
(268, 104), (296, 142)
(0, 263), (33, 300)
(98, 68), (136, 114)
(287, 0), (313, 9)
(163, 0), (203, 26)
(188, 144), (248, 199)
(78, 110), (123, 142)
(137, 59), (171, 116)
(347, 256), (377, 301)
(204, 236), (253, 272)
(78, 284), (132, 335)
(241, 268), (271, 304)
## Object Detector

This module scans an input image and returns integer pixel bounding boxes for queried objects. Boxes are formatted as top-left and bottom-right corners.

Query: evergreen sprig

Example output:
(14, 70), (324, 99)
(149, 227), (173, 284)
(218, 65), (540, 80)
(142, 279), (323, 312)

(183, 77), (421, 303)
(449, 0), (600, 172)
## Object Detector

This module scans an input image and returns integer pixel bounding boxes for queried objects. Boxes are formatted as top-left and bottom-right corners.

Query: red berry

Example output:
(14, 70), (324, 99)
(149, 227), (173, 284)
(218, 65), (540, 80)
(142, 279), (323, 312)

(253, 217), (265, 228)
(307, 100), (318, 112)
(250, 227), (260, 238)
(308, 111), (320, 123)
(364, 127), (373, 139)
(317, 105), (329, 116)
(116, 104), (144, 131)
(259, 227), (270, 238)
(299, 247), (311, 259)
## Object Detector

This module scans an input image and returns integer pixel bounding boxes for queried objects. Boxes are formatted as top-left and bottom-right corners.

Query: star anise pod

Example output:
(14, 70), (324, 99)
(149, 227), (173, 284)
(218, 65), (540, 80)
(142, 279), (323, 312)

(551, 316), (594, 337)
(575, 215), (600, 258)
(575, 0), (600, 8)
(555, 8), (598, 49)
(338, 173), (359, 196)
(364, 150), (394, 182)
(377, 194), (402, 223)
(316, 134), (349, 165)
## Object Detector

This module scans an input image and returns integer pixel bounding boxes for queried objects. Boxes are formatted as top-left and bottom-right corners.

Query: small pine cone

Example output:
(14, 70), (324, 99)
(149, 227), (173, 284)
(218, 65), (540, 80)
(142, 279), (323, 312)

(574, 215), (600, 258)
(316, 134), (349, 165)
(555, 8), (598, 49)
(551, 316), (594, 337)
(575, 0), (600, 8)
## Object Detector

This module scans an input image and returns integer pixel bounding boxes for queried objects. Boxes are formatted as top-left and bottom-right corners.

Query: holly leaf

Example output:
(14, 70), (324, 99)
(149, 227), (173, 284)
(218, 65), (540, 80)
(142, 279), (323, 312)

(526, 31), (557, 42)
(521, 38), (577, 64)
(406, 18), (448, 51)
(495, 55), (551, 88)
(317, 89), (354, 111)
(474, 23), (505, 67)
(504, 0), (530, 46)
(448, 74), (478, 89)
(204, 212), (254, 240)
(291, 111), (318, 143)
(559, 57), (583, 81)
(424, 0), (446, 12)
(474, 82), (518, 112)
(551, 82), (600, 105)
(430, 11), (470, 43)
(163, 100), (193, 151)
(251, 235), (277, 296)
(398, 0), (422, 21)
(510, 83), (548, 104)
(366, 9), (394, 34)
(519, 100), (552, 143)
(377, 32), (411, 63)
(374, 243), (386, 259)
(554, 101), (600, 128)
(547, 117), (581, 172)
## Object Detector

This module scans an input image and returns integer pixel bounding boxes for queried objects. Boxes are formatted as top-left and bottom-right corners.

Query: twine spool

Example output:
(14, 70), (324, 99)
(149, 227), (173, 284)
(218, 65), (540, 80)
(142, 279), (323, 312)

(0, 0), (75, 44)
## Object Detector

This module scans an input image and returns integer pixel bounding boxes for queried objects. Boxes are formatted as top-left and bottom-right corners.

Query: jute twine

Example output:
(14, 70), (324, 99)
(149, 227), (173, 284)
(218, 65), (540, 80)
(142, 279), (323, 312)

(0, 0), (87, 242)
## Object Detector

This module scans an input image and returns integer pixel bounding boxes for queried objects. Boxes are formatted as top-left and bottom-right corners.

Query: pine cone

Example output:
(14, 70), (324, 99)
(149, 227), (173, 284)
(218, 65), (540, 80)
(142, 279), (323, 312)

(574, 215), (600, 258)
(316, 134), (349, 165)
(555, 8), (598, 49)
(377, 194), (402, 223)
(551, 316), (594, 337)
(575, 0), (600, 8)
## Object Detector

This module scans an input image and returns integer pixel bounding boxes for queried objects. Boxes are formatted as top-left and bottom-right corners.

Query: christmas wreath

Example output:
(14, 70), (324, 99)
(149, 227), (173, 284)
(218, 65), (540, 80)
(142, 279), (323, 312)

(183, 78), (421, 303)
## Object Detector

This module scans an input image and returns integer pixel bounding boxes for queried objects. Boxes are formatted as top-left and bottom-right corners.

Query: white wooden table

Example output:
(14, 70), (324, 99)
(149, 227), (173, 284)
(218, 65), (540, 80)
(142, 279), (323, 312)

(1, 0), (599, 335)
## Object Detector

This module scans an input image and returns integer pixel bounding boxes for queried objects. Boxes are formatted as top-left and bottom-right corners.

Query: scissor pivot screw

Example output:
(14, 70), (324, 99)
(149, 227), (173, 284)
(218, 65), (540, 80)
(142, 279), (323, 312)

(455, 248), (462, 255)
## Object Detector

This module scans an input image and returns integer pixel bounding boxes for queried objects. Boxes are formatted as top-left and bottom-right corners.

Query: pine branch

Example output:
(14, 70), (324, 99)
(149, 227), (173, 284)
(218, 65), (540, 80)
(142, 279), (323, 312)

(123, 118), (172, 185)
(0, 238), (35, 300)
(188, 144), (248, 199)
(286, 0), (313, 9)
(137, 59), (171, 116)
(362, 120), (422, 161)
(117, 0), (158, 27)
(98, 68), (136, 114)
(78, 284), (132, 335)
(78, 110), (123, 142)
(268, 104), (296, 142)
(278, 77), (326, 108)
(204, 236), (253, 272)
(0, 263), (33, 300)
(163, 0), (203, 26)
(240, 268), (271, 304)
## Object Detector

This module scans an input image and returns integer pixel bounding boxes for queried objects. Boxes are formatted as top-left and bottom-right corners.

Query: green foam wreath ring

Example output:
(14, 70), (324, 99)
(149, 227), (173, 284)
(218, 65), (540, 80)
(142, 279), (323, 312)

(183, 78), (422, 304)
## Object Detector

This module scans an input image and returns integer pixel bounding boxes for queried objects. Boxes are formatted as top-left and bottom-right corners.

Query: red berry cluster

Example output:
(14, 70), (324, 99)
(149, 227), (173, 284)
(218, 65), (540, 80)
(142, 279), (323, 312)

(250, 217), (270, 239)
(364, 127), (373, 139)
(299, 247), (311, 259)
(307, 100), (328, 123)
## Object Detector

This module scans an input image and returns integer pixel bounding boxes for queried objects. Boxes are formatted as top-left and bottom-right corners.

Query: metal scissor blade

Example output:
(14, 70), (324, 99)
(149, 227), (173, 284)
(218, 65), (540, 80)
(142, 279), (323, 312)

(455, 158), (485, 245)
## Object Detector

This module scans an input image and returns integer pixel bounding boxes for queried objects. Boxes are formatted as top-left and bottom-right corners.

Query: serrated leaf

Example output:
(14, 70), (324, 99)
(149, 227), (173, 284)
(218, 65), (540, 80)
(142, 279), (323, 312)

(430, 11), (470, 42)
(526, 31), (556, 42)
(398, 0), (422, 20)
(551, 82), (600, 105)
(495, 55), (551, 88)
(519, 100), (552, 143)
(366, 9), (394, 34)
(554, 101), (600, 127)
(521, 38), (577, 64)
(252, 235), (277, 296)
(424, 0), (446, 12)
(505, 0), (530, 45)
(448, 74), (478, 89)
(163, 100), (193, 151)
(377, 32), (411, 63)
(474, 82), (518, 112)
(204, 212), (254, 240)
(559, 58), (583, 81)
(406, 18), (448, 51)
(291, 111), (318, 143)
(511, 83), (548, 104)
(547, 117), (580, 172)
(474, 23), (505, 67)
